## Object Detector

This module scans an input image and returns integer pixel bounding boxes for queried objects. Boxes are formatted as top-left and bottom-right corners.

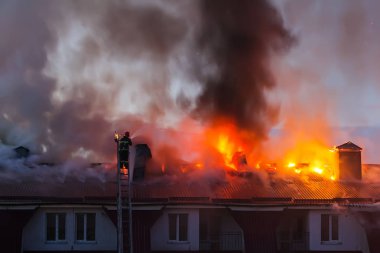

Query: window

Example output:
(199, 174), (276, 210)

(169, 213), (188, 241)
(293, 217), (304, 241)
(46, 213), (66, 241)
(76, 213), (96, 241)
(321, 214), (339, 242)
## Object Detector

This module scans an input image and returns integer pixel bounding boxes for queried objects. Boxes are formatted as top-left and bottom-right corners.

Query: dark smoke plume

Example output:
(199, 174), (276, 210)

(0, 0), (294, 177)
(191, 0), (294, 140)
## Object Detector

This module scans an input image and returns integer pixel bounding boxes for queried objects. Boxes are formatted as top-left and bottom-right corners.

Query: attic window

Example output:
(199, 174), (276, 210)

(46, 213), (66, 242)
(75, 213), (96, 242)
(321, 214), (339, 242)
(168, 213), (188, 242)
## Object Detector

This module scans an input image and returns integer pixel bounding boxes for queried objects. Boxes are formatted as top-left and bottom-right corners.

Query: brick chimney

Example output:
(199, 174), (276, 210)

(336, 141), (362, 181)
(133, 144), (152, 181)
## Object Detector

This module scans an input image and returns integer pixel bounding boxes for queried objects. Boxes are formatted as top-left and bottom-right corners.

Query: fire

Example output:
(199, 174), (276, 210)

(121, 164), (127, 175)
(199, 119), (338, 180)
(282, 141), (338, 180)
(312, 166), (323, 174)
(203, 120), (248, 171)
(216, 134), (243, 170)
(154, 118), (339, 181)
(195, 163), (204, 169)
(161, 163), (165, 174)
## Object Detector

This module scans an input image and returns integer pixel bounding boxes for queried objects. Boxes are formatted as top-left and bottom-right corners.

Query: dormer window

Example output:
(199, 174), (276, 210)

(75, 213), (96, 242)
(321, 214), (339, 242)
(46, 213), (66, 242)
(168, 213), (188, 242)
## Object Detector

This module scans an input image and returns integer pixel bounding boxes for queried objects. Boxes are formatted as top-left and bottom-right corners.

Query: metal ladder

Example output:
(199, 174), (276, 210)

(120, 165), (131, 253)
(115, 132), (133, 253)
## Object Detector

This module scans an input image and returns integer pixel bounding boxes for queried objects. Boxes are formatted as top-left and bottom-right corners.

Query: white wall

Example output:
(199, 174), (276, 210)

(22, 207), (117, 251)
(151, 208), (199, 251)
(218, 209), (242, 233)
(217, 210), (244, 251)
(308, 209), (369, 253)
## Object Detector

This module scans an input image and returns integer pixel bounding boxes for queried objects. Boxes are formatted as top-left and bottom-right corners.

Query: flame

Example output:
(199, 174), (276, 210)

(121, 164), (127, 175)
(201, 121), (338, 180)
(312, 166), (323, 174)
(282, 142), (338, 180)
(161, 163), (165, 174)
(195, 163), (204, 169)
(216, 135), (243, 170)
(151, 117), (340, 181)
(203, 121), (247, 170)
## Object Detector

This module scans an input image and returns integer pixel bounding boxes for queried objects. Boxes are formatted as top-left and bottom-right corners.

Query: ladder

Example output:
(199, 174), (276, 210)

(120, 165), (131, 253)
(115, 132), (133, 253)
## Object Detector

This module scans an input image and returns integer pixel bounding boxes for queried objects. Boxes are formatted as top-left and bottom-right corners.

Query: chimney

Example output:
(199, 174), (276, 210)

(133, 144), (152, 181)
(231, 151), (247, 169)
(14, 146), (30, 159)
(336, 141), (362, 181)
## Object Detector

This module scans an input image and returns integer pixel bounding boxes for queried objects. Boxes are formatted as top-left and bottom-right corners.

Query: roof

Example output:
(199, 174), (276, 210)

(130, 175), (380, 204)
(0, 177), (116, 205)
(336, 141), (362, 151)
(0, 164), (379, 206)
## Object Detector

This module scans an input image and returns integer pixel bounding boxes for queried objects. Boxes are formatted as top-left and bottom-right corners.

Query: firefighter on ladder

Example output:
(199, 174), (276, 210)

(119, 132), (132, 175)
(114, 131), (133, 253)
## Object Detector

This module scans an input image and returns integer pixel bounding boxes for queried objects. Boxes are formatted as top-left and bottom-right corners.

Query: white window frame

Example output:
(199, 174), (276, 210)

(321, 214), (340, 244)
(45, 213), (66, 243)
(168, 213), (189, 242)
(75, 213), (96, 243)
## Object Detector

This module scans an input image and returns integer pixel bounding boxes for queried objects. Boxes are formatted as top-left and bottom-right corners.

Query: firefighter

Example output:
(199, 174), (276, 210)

(119, 132), (132, 172)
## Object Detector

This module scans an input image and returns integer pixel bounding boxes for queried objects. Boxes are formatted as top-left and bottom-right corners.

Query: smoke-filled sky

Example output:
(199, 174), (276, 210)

(1, 0), (380, 165)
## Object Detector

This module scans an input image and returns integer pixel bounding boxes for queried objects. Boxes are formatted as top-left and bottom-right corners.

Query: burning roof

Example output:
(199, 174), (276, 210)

(0, 163), (379, 206)
(1, 1), (379, 212)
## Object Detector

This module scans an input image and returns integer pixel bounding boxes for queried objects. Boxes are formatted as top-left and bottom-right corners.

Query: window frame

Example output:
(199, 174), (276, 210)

(321, 214), (340, 244)
(168, 213), (189, 242)
(75, 212), (96, 243)
(45, 213), (66, 243)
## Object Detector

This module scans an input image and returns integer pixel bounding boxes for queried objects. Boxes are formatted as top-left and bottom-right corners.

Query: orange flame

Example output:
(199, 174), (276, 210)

(283, 142), (338, 180)
(153, 117), (340, 181)
(161, 163), (165, 174)
(121, 164), (127, 175)
(203, 120), (248, 170)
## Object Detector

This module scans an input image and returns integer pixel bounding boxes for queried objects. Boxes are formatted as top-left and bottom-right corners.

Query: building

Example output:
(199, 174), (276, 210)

(0, 142), (380, 253)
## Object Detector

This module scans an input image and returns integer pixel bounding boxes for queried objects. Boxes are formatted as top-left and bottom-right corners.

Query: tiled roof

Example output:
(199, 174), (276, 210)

(0, 176), (116, 204)
(0, 165), (379, 205)
(130, 175), (380, 204)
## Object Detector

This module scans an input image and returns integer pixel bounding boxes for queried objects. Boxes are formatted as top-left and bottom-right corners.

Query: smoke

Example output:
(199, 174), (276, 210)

(0, 0), (187, 166)
(267, 0), (380, 163)
(190, 0), (294, 143)
(0, 0), (294, 173)
(0, 1), (54, 150)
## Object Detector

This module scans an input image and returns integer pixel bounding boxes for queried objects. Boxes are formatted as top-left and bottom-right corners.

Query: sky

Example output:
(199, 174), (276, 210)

(270, 0), (380, 162)
(1, 0), (380, 165)
(273, 0), (380, 128)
